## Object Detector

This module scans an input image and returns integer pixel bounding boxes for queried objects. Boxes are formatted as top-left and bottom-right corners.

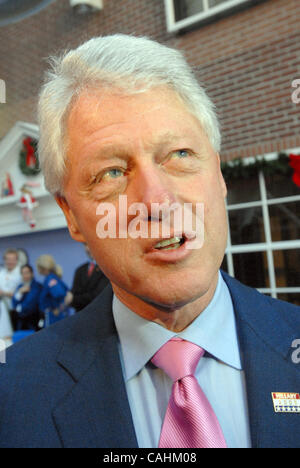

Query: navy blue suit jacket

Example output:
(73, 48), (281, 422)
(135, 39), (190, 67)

(0, 272), (299, 448)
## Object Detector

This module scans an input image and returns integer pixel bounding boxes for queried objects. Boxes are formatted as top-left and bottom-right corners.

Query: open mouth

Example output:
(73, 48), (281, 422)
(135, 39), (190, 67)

(153, 236), (186, 251)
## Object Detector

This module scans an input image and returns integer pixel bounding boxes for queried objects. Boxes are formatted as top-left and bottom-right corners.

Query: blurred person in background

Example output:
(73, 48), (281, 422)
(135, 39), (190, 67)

(67, 244), (109, 312)
(11, 264), (42, 332)
(0, 248), (21, 339)
(36, 255), (72, 327)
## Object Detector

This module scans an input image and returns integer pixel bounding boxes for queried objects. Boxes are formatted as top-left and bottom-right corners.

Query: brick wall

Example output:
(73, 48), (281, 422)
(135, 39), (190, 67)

(171, 0), (300, 160)
(0, 0), (299, 161)
(0, 0), (168, 141)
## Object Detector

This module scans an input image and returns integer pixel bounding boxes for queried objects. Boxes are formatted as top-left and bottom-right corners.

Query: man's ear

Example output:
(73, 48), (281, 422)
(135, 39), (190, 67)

(55, 195), (86, 243)
(216, 153), (227, 199)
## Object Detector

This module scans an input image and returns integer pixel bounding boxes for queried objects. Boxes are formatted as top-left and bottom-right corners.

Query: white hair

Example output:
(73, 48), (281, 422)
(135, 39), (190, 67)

(38, 34), (221, 195)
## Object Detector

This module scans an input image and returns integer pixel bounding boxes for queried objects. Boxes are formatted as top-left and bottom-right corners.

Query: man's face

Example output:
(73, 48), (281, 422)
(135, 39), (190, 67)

(21, 267), (33, 283)
(59, 87), (227, 310)
(4, 253), (18, 272)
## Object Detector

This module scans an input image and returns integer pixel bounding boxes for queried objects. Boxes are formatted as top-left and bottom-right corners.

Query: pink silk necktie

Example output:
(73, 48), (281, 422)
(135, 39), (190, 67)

(151, 337), (227, 448)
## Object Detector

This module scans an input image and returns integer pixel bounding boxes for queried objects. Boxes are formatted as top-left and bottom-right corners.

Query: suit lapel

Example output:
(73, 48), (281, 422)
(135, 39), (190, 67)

(52, 286), (138, 448)
(223, 272), (300, 448)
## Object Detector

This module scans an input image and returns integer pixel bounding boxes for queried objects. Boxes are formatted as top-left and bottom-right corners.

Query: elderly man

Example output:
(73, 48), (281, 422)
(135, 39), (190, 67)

(0, 35), (299, 449)
(0, 249), (21, 339)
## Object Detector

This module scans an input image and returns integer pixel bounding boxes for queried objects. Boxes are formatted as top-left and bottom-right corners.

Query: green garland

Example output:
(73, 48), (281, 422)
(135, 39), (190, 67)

(19, 137), (41, 177)
(221, 152), (293, 183)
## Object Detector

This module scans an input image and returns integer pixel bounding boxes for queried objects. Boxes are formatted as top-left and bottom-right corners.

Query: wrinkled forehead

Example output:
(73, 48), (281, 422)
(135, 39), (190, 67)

(66, 85), (191, 134)
(64, 86), (206, 159)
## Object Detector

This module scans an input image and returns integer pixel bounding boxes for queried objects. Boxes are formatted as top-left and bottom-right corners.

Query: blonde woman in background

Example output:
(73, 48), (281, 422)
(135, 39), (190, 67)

(37, 255), (72, 327)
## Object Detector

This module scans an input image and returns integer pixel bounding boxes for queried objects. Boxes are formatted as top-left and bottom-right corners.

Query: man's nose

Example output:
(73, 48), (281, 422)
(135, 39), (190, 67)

(129, 162), (178, 218)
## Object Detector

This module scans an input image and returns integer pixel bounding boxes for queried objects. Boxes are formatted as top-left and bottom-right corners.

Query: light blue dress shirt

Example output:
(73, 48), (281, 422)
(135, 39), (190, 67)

(112, 271), (252, 448)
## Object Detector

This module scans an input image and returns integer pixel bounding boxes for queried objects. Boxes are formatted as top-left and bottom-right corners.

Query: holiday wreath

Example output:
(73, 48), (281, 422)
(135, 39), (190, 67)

(19, 137), (41, 177)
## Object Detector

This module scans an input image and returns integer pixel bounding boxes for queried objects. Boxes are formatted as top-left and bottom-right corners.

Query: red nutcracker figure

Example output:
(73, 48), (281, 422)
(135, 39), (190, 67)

(23, 137), (37, 168)
(17, 184), (39, 228)
(1, 173), (14, 197)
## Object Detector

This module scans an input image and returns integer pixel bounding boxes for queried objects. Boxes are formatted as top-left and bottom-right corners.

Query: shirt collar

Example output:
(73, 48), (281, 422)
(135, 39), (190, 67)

(112, 271), (242, 381)
(3, 265), (20, 276)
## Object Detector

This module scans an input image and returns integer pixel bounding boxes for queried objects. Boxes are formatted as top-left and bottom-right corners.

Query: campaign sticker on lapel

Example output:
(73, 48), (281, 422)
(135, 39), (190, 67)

(272, 393), (300, 413)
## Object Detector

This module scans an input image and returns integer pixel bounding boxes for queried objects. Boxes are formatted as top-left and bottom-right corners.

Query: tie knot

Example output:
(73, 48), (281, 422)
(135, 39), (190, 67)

(151, 338), (204, 382)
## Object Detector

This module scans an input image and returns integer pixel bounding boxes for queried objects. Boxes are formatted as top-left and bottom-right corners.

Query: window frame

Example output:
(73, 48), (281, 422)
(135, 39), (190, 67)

(224, 149), (300, 300)
(164, 0), (250, 33)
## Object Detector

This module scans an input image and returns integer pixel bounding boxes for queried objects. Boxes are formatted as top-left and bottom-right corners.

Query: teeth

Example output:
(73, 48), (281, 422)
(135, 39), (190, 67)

(154, 236), (182, 249)
(160, 244), (181, 251)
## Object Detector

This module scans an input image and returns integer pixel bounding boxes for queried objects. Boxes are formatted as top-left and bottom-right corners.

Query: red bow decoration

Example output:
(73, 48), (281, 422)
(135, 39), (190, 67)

(289, 154), (300, 187)
(23, 137), (37, 168)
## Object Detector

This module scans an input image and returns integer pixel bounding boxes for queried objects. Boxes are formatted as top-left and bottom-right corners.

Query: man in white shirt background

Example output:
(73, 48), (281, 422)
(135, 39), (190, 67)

(0, 249), (21, 340)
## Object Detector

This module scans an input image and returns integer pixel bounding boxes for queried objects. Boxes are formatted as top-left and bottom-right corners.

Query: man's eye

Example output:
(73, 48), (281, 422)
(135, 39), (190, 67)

(170, 149), (190, 159)
(163, 148), (200, 174)
(102, 168), (124, 180)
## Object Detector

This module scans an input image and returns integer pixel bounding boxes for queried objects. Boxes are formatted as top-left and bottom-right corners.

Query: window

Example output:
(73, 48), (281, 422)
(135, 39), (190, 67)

(164, 0), (249, 32)
(222, 151), (300, 306)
